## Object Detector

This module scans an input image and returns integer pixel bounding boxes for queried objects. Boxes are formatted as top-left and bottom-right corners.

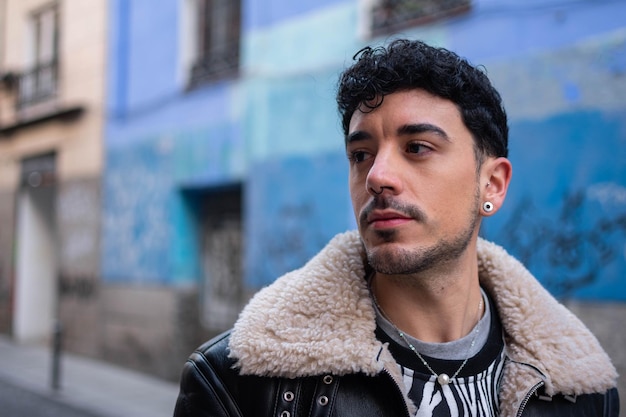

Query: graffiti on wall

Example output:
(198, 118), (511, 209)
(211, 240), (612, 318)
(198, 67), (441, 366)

(58, 180), (100, 272)
(257, 201), (331, 280)
(102, 139), (173, 282)
(103, 124), (243, 284)
(495, 184), (626, 299)
(246, 153), (350, 288)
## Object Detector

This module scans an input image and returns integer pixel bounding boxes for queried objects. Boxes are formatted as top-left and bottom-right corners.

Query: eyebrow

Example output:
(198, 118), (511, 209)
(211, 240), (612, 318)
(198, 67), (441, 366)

(346, 130), (371, 144)
(398, 123), (451, 141)
(347, 123), (451, 145)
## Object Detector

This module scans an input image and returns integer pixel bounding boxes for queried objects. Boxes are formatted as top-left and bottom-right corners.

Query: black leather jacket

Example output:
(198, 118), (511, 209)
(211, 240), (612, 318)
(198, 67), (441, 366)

(174, 332), (619, 417)
(175, 332), (410, 417)
(174, 232), (619, 417)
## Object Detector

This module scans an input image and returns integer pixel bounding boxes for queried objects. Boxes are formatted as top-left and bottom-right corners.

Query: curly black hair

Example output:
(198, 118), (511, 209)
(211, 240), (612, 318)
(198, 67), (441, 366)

(336, 39), (508, 158)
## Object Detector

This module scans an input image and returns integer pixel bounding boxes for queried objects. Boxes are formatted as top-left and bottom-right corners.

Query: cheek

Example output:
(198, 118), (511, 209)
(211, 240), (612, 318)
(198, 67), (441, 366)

(440, 158), (479, 196)
(349, 170), (365, 198)
(349, 185), (369, 220)
(349, 188), (366, 213)
(427, 176), (478, 220)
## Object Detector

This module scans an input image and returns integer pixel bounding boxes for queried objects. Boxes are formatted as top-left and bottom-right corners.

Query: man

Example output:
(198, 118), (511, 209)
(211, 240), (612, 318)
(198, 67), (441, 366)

(174, 40), (619, 416)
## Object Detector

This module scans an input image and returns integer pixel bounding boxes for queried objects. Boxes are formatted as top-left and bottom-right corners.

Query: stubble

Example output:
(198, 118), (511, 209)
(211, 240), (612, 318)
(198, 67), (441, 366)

(362, 187), (482, 276)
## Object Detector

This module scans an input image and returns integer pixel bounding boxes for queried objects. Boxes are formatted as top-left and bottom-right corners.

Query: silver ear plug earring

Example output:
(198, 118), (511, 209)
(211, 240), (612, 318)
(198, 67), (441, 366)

(483, 201), (494, 212)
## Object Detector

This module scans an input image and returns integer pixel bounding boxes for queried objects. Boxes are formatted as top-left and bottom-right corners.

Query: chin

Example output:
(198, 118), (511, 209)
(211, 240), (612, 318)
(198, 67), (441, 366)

(366, 246), (422, 275)
(364, 238), (411, 260)
(360, 224), (404, 243)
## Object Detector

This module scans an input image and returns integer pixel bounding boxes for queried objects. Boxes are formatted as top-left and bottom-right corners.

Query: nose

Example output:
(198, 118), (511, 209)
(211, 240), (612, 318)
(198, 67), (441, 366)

(365, 149), (403, 197)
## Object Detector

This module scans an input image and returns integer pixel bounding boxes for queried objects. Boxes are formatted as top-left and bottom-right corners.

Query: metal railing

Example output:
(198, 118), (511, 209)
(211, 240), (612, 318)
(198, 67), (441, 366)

(189, 43), (239, 88)
(16, 60), (58, 109)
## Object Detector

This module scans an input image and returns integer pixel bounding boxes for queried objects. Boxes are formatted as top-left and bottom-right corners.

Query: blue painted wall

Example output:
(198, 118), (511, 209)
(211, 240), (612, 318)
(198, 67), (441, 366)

(103, 0), (626, 300)
(484, 110), (626, 300)
(245, 153), (351, 288)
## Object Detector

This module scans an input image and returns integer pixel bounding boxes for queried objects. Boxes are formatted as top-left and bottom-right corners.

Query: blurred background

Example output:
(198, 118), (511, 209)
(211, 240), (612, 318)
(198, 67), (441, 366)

(0, 0), (624, 412)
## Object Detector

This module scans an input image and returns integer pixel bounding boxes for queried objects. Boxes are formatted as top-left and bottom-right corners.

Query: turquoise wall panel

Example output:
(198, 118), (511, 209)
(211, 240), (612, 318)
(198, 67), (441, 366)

(243, 71), (345, 162)
(244, 0), (346, 30)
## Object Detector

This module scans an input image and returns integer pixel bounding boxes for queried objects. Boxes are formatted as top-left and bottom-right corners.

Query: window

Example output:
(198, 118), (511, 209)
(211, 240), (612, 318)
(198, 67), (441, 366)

(370, 0), (471, 36)
(188, 0), (240, 88)
(18, 4), (59, 109)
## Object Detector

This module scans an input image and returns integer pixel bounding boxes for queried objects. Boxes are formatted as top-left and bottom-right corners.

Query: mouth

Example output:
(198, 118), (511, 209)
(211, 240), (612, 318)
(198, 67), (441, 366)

(359, 197), (424, 232)
(366, 210), (414, 229)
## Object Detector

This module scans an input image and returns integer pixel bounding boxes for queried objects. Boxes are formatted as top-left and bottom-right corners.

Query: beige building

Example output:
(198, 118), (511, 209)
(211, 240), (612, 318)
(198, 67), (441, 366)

(0, 0), (106, 357)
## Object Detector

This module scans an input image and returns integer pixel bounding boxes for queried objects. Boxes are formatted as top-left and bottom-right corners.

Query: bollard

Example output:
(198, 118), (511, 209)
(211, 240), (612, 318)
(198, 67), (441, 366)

(51, 320), (62, 390)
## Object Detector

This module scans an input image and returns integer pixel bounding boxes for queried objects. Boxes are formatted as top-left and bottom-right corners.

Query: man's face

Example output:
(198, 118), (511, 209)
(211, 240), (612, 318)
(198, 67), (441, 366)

(347, 89), (484, 274)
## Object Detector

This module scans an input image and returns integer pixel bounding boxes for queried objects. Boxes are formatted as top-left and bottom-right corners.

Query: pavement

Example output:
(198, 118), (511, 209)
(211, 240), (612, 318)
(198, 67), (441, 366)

(0, 335), (180, 417)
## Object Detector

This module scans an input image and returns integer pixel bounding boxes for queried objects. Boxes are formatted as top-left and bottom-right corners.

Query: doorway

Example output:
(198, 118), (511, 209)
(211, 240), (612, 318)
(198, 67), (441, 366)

(13, 153), (58, 343)
(199, 184), (243, 332)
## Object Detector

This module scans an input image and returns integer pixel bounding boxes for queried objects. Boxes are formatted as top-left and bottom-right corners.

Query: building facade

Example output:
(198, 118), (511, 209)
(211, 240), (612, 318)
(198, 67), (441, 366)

(0, 0), (106, 358)
(104, 0), (626, 397)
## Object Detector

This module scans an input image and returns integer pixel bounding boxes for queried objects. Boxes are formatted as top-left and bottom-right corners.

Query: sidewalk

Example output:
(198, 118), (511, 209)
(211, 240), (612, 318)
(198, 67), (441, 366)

(0, 335), (180, 417)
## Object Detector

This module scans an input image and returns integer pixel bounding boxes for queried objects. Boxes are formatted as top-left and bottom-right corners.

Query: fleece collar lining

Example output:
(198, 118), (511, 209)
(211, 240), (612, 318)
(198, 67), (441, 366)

(229, 231), (617, 401)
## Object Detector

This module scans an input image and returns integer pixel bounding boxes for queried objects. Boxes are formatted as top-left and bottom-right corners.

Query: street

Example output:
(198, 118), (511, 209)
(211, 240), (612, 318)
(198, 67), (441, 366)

(0, 378), (103, 417)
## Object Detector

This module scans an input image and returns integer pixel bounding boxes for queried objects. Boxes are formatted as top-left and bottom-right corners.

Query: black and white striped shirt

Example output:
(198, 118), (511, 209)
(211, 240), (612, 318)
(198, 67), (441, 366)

(399, 349), (505, 416)
(375, 291), (506, 417)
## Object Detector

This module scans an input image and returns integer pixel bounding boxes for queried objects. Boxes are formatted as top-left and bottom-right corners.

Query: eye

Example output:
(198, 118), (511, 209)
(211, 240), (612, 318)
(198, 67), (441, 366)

(406, 142), (432, 154)
(348, 150), (371, 163)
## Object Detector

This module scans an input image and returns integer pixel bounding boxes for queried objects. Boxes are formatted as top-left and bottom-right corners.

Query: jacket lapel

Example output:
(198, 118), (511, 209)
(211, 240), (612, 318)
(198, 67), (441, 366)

(229, 231), (617, 400)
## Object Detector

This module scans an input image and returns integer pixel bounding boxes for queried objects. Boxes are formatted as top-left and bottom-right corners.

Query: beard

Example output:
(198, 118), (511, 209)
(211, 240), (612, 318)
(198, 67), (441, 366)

(361, 188), (482, 275)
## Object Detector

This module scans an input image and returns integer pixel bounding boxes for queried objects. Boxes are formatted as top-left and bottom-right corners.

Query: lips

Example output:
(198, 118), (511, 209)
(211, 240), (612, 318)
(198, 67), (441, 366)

(367, 210), (413, 228)
(359, 197), (424, 230)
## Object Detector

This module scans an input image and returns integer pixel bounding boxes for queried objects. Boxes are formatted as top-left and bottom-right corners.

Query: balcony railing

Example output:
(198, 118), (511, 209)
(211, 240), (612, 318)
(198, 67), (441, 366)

(189, 44), (239, 88)
(371, 0), (471, 35)
(16, 60), (58, 110)
(0, 59), (86, 136)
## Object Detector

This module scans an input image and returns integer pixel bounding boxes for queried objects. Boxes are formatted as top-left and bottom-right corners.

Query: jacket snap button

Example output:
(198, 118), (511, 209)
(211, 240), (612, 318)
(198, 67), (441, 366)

(280, 411), (290, 417)
(283, 391), (295, 402)
(318, 396), (329, 406)
(322, 375), (333, 384)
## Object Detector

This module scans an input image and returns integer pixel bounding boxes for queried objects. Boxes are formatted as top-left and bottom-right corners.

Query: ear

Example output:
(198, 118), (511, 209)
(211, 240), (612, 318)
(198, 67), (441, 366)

(480, 157), (512, 216)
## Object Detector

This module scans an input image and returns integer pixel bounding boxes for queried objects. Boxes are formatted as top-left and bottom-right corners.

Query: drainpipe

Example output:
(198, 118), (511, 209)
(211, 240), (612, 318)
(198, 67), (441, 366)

(51, 319), (62, 390)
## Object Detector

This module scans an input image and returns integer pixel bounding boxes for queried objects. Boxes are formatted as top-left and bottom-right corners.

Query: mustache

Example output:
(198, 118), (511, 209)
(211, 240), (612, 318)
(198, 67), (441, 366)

(359, 195), (426, 225)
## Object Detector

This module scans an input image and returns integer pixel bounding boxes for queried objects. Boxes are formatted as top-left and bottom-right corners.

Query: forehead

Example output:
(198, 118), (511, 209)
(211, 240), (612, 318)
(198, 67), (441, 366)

(348, 89), (464, 135)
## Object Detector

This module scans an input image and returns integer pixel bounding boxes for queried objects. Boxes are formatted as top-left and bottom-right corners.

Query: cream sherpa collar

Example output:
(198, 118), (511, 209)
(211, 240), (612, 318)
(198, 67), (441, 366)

(229, 231), (617, 398)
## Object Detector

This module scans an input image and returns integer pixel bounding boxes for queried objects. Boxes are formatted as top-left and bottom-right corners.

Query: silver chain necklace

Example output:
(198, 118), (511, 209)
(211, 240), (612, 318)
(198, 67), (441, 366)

(373, 290), (484, 386)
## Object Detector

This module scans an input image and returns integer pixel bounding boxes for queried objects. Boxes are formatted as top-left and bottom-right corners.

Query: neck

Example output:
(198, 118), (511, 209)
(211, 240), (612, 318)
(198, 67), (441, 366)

(370, 253), (484, 343)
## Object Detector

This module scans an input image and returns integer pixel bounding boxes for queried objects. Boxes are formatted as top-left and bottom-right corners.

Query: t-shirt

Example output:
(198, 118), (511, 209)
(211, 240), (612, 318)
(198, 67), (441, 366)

(374, 290), (505, 417)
